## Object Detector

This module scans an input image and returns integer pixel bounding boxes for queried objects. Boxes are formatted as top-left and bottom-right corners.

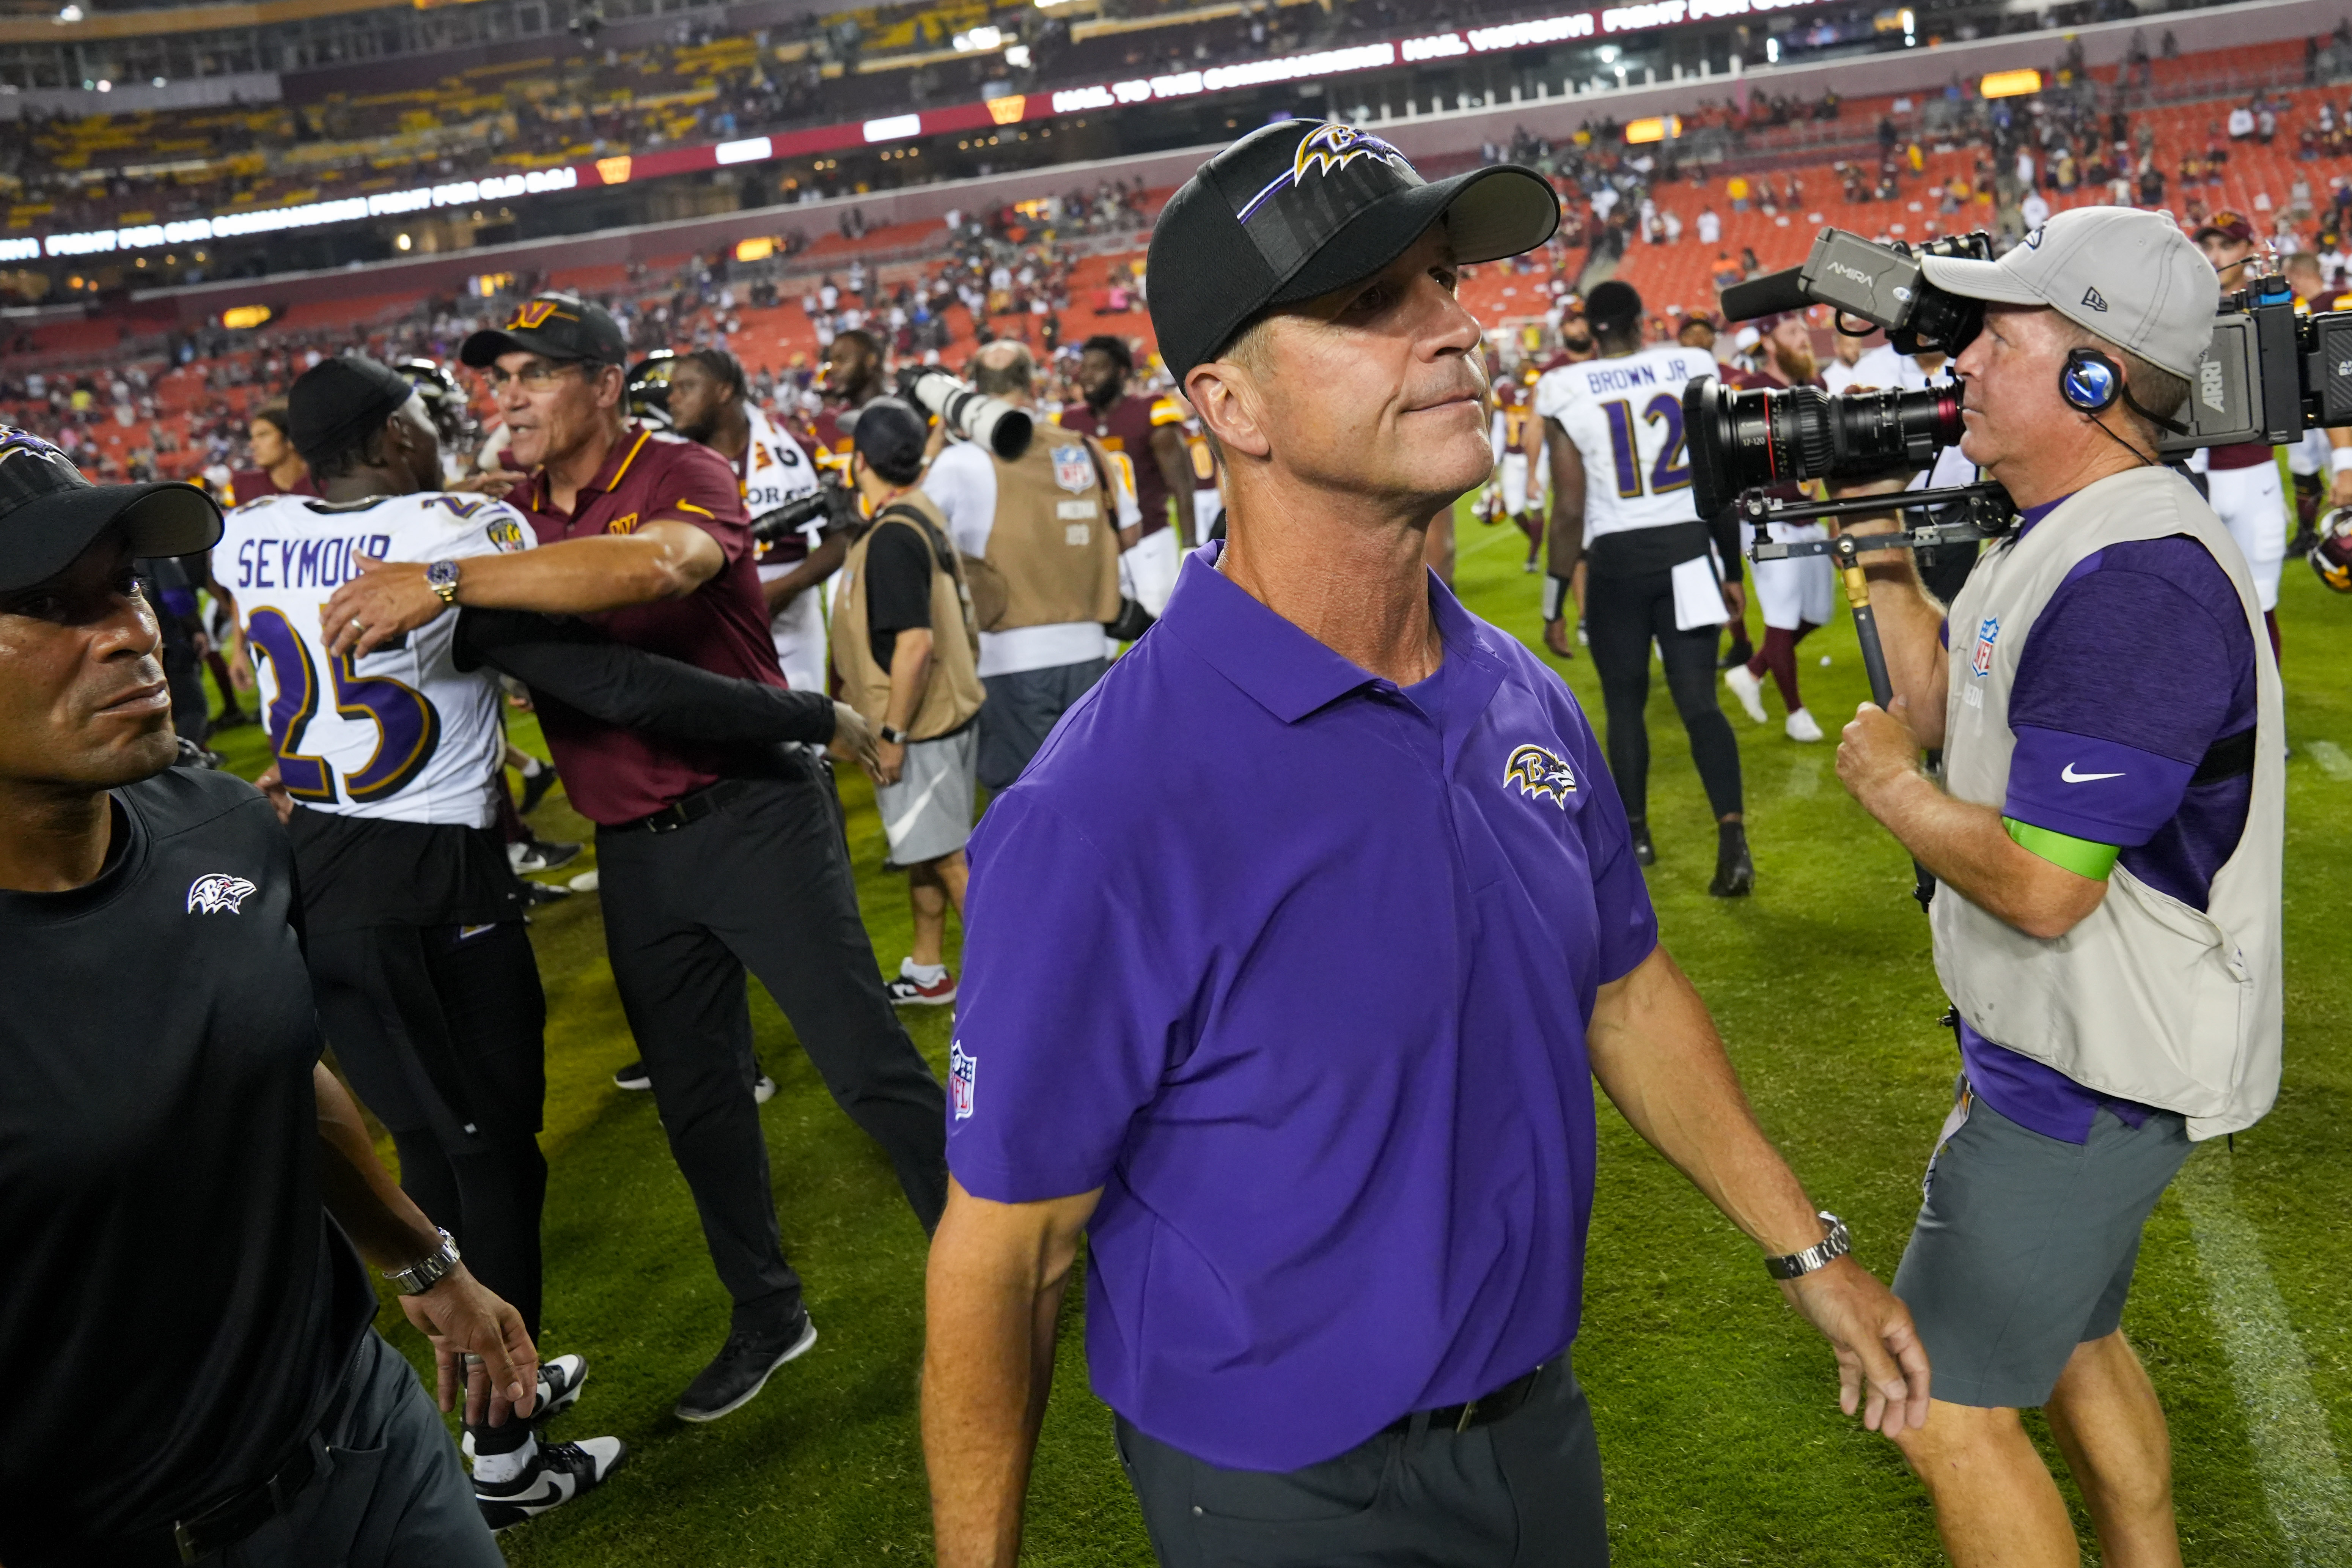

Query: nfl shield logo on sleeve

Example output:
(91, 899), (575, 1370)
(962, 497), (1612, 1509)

(1970, 616), (2000, 677)
(1051, 445), (1094, 494)
(949, 1041), (977, 1121)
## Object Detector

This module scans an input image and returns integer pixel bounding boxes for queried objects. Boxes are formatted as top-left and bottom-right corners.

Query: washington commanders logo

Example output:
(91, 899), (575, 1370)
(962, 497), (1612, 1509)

(506, 299), (571, 331)
(187, 874), (259, 914)
(1503, 743), (1578, 807)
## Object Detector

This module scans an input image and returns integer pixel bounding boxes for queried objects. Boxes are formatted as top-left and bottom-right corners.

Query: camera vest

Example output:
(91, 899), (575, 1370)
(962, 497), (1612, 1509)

(1930, 464), (2283, 1140)
(831, 493), (986, 744)
(959, 431), (1123, 632)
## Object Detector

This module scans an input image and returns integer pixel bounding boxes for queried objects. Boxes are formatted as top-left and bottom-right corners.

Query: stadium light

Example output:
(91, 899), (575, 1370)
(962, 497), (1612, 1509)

(1624, 114), (1681, 143)
(221, 305), (271, 329)
(863, 113), (920, 143)
(55, 3), (81, 20)
(1979, 67), (2041, 98)
(1004, 44), (1031, 68)
(734, 236), (777, 261)
(953, 25), (1003, 52)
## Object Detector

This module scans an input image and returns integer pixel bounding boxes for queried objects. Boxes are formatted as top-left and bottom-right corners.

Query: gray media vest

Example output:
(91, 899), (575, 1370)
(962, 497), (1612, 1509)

(1931, 464), (2283, 1141)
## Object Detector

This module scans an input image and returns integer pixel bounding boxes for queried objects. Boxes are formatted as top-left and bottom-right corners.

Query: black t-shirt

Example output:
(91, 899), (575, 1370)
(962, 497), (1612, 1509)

(0, 768), (375, 1563)
(865, 517), (936, 673)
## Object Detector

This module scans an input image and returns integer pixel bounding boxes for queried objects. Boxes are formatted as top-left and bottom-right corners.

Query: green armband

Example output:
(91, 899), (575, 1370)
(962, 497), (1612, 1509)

(2003, 818), (2121, 881)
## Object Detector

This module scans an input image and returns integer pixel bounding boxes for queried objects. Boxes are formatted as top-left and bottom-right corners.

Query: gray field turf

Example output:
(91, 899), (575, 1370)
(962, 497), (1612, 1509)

(208, 486), (2351, 1564)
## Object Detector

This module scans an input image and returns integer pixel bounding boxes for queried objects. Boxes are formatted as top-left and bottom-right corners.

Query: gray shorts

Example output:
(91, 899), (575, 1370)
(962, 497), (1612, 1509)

(1893, 1078), (2192, 1410)
(978, 658), (1109, 790)
(877, 724), (978, 868)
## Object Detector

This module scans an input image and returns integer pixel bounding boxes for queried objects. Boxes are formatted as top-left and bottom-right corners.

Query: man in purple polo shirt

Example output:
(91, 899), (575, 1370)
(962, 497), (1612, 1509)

(1834, 207), (2283, 1566)
(921, 120), (1931, 1568)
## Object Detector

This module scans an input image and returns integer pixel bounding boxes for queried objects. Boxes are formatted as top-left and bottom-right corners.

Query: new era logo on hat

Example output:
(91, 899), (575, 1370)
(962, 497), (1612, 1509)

(1147, 120), (1560, 385)
(1918, 207), (2219, 380)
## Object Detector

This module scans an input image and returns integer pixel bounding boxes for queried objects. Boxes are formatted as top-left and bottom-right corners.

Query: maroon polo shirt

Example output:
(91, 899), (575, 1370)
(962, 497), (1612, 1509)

(514, 422), (789, 826)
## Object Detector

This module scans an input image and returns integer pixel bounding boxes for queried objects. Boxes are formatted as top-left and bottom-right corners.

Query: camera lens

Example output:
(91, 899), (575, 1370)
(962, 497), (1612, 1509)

(1684, 377), (1964, 522)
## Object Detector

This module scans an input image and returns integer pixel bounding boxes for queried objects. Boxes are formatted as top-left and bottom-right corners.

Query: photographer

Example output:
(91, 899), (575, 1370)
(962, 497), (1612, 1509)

(831, 399), (986, 1007)
(1832, 208), (2283, 1568)
(921, 342), (1134, 790)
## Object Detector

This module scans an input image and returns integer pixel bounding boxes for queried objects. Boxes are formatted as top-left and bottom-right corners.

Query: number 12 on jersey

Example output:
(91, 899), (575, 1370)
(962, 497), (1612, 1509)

(1600, 392), (1693, 500)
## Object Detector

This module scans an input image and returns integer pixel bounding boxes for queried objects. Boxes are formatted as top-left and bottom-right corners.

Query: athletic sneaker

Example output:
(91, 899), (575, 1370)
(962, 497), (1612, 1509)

(1628, 818), (1656, 868)
(517, 762), (561, 816)
(1784, 708), (1824, 744)
(887, 959), (957, 1006)
(754, 1074), (777, 1104)
(509, 838), (582, 876)
(1575, 617), (1590, 647)
(1717, 636), (1755, 672)
(462, 1356), (590, 1464)
(1710, 823), (1755, 898)
(473, 1437), (627, 1532)
(674, 1309), (818, 1423)
(1723, 664), (1769, 724)
(519, 879), (572, 906)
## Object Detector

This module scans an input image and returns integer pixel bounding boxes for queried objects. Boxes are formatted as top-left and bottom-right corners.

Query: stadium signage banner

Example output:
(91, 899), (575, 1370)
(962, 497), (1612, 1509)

(8, 0), (1821, 264)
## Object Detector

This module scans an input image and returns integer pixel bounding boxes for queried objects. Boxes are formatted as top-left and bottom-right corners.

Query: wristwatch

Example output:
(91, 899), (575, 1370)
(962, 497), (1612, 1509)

(1764, 1212), (1852, 1280)
(424, 558), (462, 606)
(385, 1227), (462, 1296)
(878, 724), (910, 745)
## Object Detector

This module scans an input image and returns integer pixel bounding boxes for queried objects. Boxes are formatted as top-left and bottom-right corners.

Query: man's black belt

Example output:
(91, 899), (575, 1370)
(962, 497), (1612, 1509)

(1381, 1362), (1546, 1438)
(95, 1438), (320, 1566)
(604, 776), (761, 834)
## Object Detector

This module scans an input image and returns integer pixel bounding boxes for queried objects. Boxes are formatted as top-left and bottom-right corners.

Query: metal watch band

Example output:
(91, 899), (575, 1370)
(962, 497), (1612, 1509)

(1765, 1212), (1850, 1280)
(386, 1227), (461, 1296)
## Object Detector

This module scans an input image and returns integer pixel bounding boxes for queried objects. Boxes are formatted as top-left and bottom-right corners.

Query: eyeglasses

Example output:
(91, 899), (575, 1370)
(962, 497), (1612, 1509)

(485, 360), (590, 392)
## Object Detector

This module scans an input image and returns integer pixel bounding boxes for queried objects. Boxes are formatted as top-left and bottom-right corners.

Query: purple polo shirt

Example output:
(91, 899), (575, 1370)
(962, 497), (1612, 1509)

(948, 543), (1656, 1473)
(1943, 498), (2256, 1141)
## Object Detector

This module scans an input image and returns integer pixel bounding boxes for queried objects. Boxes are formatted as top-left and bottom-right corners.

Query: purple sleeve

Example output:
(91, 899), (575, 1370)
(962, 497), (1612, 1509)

(2004, 542), (2253, 846)
(1560, 691), (1659, 981)
(945, 793), (1171, 1202)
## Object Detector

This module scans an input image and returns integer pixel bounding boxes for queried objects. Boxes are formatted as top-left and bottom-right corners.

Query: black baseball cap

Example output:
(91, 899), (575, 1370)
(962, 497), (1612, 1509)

(460, 292), (629, 368)
(0, 428), (221, 593)
(851, 397), (929, 486)
(1147, 120), (1560, 384)
(288, 354), (417, 469)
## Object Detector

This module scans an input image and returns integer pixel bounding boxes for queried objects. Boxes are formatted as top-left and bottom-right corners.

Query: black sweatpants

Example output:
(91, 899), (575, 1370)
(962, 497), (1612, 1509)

(1115, 1357), (1606, 1568)
(594, 764), (948, 1327)
(1584, 564), (1744, 823)
(307, 920), (549, 1338)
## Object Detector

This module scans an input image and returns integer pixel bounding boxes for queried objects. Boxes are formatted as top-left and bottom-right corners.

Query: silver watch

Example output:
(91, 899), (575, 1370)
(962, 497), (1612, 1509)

(386, 1227), (462, 1296)
(1765, 1212), (1851, 1280)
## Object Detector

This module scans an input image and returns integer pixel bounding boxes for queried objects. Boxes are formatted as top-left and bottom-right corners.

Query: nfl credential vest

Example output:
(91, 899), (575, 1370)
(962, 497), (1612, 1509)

(831, 493), (986, 743)
(1932, 464), (2283, 1140)
(961, 432), (1122, 632)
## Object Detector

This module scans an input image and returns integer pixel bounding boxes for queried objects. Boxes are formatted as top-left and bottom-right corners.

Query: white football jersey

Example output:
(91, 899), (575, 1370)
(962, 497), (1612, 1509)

(1534, 345), (1720, 541)
(216, 491), (536, 828)
(741, 404), (822, 535)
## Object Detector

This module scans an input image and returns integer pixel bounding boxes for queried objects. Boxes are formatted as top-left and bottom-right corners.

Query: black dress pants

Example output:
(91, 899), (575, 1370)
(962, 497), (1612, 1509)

(594, 765), (948, 1325)
(1584, 564), (1744, 823)
(1115, 1357), (1607, 1568)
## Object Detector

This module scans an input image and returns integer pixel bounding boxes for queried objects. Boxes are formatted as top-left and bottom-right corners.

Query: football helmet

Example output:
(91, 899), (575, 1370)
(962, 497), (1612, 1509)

(2312, 506), (2352, 593)
(625, 351), (678, 429)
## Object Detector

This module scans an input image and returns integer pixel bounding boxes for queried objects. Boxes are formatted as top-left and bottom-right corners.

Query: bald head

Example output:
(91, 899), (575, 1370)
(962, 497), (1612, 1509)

(970, 342), (1035, 405)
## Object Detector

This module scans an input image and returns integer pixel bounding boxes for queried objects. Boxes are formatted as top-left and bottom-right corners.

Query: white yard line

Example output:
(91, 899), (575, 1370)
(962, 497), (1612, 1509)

(2175, 1149), (2352, 1566)
(2303, 740), (2352, 781)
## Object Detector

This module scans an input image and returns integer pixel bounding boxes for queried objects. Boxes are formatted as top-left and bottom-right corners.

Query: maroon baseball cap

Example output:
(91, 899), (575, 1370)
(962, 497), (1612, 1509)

(2196, 210), (2255, 245)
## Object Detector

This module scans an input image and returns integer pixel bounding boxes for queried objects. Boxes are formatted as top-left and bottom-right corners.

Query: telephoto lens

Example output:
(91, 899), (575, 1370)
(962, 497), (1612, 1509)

(1684, 377), (1964, 523)
(900, 368), (1033, 460)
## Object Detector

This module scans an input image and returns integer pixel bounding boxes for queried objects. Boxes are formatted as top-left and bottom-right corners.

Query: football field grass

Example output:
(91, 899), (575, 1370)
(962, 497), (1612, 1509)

(212, 498), (2352, 1565)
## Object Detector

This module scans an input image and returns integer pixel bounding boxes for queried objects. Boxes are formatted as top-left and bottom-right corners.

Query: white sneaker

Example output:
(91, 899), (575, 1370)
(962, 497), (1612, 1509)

(1785, 708), (1824, 743)
(754, 1074), (777, 1104)
(1724, 663), (1769, 724)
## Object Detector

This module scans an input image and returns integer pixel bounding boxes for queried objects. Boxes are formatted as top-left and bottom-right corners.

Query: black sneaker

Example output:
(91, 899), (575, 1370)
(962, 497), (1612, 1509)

(510, 838), (582, 875)
(1629, 818), (1656, 867)
(474, 1437), (626, 1532)
(674, 1309), (818, 1423)
(519, 879), (573, 906)
(1710, 822), (1755, 898)
(518, 762), (562, 816)
(613, 1060), (652, 1091)
(1718, 637), (1756, 672)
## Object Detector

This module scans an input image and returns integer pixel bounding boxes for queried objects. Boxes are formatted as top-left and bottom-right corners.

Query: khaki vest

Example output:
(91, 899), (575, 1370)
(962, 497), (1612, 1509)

(961, 432), (1123, 631)
(830, 494), (986, 742)
(1931, 465), (2284, 1140)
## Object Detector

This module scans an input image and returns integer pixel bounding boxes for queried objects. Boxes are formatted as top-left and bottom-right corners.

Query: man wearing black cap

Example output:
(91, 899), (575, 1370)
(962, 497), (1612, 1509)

(832, 398), (986, 1005)
(321, 296), (948, 1426)
(923, 121), (1926, 1568)
(0, 427), (538, 1567)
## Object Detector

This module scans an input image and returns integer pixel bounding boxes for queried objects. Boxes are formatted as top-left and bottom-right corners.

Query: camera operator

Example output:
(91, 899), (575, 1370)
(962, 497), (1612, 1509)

(1832, 207), (2283, 1568)
(921, 341), (1134, 790)
(320, 294), (949, 1426)
(831, 399), (986, 1007)
(2188, 212), (2289, 658)
(666, 348), (837, 694)
(1533, 279), (1752, 893)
